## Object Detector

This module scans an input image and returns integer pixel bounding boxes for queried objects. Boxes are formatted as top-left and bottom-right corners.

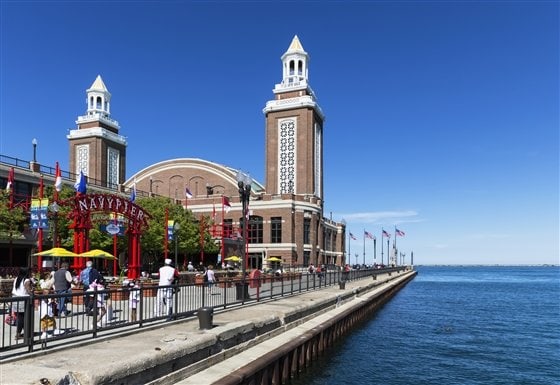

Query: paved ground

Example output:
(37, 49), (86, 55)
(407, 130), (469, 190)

(0, 270), (414, 385)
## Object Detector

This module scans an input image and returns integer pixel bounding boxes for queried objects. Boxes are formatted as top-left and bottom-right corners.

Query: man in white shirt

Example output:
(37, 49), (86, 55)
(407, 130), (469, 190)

(155, 258), (178, 319)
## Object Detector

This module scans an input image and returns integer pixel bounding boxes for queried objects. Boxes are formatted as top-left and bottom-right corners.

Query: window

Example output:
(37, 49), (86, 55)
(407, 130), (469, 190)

(271, 217), (282, 243)
(304, 250), (310, 267)
(222, 219), (233, 238)
(247, 216), (263, 244)
(303, 217), (311, 244)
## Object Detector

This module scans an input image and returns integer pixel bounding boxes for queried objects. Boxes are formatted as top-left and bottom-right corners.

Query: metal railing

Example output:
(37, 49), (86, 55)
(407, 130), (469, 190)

(0, 267), (407, 359)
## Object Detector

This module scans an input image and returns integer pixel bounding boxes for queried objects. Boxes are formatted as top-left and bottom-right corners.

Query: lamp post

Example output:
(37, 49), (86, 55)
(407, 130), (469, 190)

(32, 138), (37, 162)
(173, 221), (180, 268)
(50, 201), (59, 248)
(236, 170), (252, 289)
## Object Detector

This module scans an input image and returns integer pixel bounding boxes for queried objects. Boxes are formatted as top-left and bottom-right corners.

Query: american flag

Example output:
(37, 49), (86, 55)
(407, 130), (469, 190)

(395, 228), (405, 237)
(382, 230), (391, 238)
(349, 232), (357, 240)
(364, 231), (375, 240)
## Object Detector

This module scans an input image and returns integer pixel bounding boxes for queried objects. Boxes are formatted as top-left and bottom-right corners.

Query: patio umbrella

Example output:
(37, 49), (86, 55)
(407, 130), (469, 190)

(224, 256), (242, 262)
(266, 257), (283, 262)
(31, 247), (79, 258)
(78, 249), (117, 260)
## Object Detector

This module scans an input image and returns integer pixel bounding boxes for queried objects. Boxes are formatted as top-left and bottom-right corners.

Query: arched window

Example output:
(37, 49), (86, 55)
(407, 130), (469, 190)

(298, 60), (303, 76)
(289, 60), (295, 76)
(96, 96), (102, 110)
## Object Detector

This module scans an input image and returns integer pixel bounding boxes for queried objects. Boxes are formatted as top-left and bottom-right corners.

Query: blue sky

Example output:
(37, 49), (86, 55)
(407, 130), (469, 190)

(0, 1), (558, 265)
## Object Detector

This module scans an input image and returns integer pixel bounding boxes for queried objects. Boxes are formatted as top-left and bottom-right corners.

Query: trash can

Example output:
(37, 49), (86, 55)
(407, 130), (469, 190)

(198, 307), (213, 330)
(339, 280), (346, 290)
(235, 282), (249, 300)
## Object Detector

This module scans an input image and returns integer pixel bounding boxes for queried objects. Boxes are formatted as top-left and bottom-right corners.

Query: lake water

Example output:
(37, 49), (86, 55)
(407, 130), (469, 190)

(291, 265), (560, 385)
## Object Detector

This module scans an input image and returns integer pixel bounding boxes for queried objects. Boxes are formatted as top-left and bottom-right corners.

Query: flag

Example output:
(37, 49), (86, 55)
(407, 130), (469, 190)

(396, 228), (405, 237)
(130, 180), (137, 202)
(349, 232), (356, 240)
(222, 196), (231, 213)
(185, 187), (193, 199)
(365, 230), (374, 240)
(382, 230), (391, 238)
(212, 203), (216, 219)
(5, 167), (14, 192)
(74, 171), (87, 194)
(54, 162), (62, 192)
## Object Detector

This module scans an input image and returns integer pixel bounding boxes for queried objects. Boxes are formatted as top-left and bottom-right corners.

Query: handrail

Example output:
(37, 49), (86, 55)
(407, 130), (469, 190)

(0, 266), (409, 358)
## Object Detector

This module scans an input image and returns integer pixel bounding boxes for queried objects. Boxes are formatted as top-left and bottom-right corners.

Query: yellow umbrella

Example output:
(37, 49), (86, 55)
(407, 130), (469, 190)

(78, 249), (117, 260)
(32, 247), (79, 257)
(266, 257), (282, 262)
(224, 256), (242, 262)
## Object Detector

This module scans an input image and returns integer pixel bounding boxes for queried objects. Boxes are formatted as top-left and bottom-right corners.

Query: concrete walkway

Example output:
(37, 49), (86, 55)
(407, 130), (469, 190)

(0, 270), (414, 385)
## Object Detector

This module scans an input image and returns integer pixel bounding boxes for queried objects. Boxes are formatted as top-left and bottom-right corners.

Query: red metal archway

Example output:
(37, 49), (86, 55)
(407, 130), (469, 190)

(67, 193), (151, 279)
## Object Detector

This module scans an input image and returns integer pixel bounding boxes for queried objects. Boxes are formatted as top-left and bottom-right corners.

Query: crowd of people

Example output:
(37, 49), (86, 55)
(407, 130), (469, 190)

(9, 260), (113, 340)
(9, 258), (352, 340)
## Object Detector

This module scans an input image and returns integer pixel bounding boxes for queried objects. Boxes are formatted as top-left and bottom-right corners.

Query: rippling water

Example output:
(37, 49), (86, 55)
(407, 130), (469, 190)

(291, 266), (560, 385)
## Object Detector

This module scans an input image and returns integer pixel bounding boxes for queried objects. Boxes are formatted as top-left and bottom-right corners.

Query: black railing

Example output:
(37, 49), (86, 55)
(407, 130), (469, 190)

(0, 267), (408, 358)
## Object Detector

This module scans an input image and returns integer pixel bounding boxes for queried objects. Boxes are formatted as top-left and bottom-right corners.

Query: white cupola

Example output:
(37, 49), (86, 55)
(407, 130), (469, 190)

(86, 75), (111, 118)
(280, 35), (309, 89)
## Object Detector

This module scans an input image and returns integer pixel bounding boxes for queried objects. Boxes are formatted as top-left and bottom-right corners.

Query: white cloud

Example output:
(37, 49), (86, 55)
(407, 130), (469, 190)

(339, 210), (420, 225)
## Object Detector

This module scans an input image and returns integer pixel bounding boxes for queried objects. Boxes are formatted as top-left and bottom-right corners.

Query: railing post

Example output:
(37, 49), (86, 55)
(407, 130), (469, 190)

(25, 293), (34, 352)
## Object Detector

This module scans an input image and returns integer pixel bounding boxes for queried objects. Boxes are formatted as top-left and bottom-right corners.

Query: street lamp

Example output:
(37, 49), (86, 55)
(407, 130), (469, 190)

(236, 170), (252, 289)
(32, 138), (38, 162)
(173, 221), (181, 268)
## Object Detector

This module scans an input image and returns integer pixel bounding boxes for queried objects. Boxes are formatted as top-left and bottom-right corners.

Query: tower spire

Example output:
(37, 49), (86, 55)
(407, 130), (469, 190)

(280, 35), (310, 89)
(86, 75), (112, 118)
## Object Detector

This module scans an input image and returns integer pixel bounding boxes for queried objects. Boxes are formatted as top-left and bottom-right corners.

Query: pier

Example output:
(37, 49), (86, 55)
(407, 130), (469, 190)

(1, 268), (416, 385)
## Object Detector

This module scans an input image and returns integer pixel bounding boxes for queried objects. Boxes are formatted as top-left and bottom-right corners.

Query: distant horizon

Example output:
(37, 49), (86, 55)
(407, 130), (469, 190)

(414, 264), (559, 267)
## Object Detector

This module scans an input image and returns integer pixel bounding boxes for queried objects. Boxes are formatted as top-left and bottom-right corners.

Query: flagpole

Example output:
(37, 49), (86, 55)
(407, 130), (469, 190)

(362, 230), (366, 266)
(381, 229), (384, 266)
(164, 207), (169, 260)
(373, 237), (377, 264)
(221, 195), (226, 263)
(348, 232), (351, 266)
(37, 175), (44, 271)
(387, 237), (390, 267)
(394, 226), (398, 251)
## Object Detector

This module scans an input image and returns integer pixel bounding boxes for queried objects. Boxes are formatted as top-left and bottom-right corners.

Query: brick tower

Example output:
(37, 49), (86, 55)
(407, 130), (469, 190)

(263, 36), (325, 201)
(67, 75), (127, 188)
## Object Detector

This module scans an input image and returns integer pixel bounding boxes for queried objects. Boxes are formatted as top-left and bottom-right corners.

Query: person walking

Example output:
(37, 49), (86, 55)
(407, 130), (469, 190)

(206, 265), (217, 294)
(79, 261), (92, 313)
(53, 262), (73, 316)
(11, 267), (32, 340)
(128, 280), (140, 322)
(155, 258), (178, 320)
(80, 260), (103, 315)
(87, 281), (107, 327)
